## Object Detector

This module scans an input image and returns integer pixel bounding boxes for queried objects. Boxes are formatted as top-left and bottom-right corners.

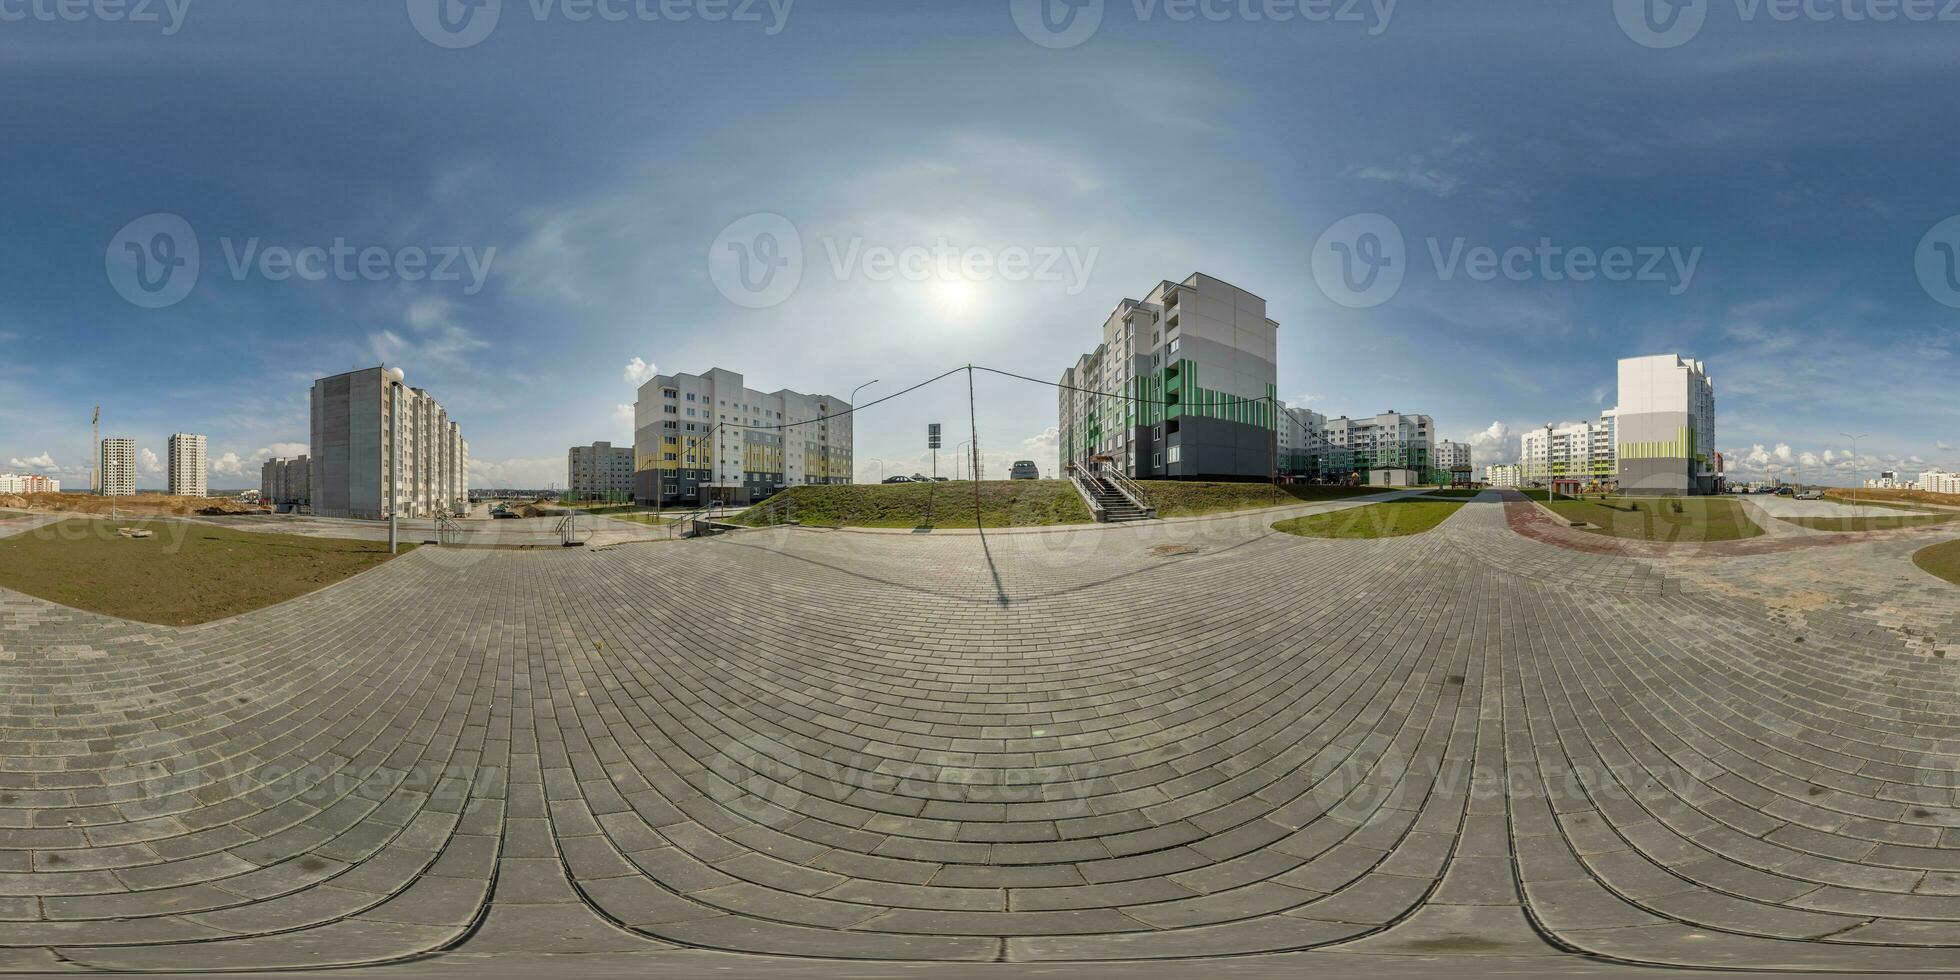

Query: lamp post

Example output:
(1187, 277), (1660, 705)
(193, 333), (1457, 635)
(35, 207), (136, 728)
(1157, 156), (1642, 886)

(846, 380), (876, 485)
(386, 367), (406, 554)
(1840, 432), (1868, 506)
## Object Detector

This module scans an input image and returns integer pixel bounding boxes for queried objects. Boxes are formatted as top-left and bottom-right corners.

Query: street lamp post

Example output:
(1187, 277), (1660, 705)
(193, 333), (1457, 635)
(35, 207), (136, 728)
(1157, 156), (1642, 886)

(386, 367), (405, 554)
(1840, 432), (1868, 506)
(848, 380), (877, 485)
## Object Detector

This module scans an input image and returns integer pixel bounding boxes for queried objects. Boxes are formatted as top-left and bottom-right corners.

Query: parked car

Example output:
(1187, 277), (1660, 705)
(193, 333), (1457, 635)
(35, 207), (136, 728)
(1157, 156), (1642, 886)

(1010, 460), (1039, 480)
(1796, 490), (1825, 500)
(881, 476), (913, 484)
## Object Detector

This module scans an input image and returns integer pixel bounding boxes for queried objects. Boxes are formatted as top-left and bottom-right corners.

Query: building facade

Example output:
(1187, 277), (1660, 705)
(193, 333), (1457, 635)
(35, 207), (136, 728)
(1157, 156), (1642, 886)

(0, 473), (60, 494)
(1058, 273), (1278, 481)
(1521, 412), (1618, 488)
(167, 433), (207, 498)
(633, 368), (853, 506)
(1437, 440), (1473, 482)
(1920, 469), (1959, 494)
(1325, 411), (1436, 486)
(309, 367), (469, 520)
(568, 442), (636, 499)
(1485, 463), (1524, 487)
(261, 456), (311, 508)
(1615, 354), (1717, 495)
(99, 438), (136, 496)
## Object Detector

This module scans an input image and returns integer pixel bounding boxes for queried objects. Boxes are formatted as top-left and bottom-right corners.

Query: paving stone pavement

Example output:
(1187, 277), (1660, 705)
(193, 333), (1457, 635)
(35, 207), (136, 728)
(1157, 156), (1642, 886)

(1, 494), (1958, 973)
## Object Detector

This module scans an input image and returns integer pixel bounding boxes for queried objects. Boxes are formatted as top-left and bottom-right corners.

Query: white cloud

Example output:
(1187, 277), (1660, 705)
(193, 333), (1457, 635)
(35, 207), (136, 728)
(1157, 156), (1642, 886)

(1463, 421), (1518, 465)
(624, 357), (658, 386)
(615, 403), (636, 428)
(8, 452), (58, 473)
(140, 448), (162, 475)
(1772, 443), (1793, 463)
(469, 456), (562, 489)
(250, 442), (310, 460)
(211, 452), (247, 477)
(1287, 393), (1324, 408)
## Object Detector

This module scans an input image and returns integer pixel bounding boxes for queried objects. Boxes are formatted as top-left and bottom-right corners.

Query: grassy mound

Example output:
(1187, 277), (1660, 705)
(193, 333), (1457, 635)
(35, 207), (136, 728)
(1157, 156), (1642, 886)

(1273, 498), (1465, 539)
(1911, 538), (1960, 586)
(0, 517), (413, 626)
(733, 481), (1090, 528)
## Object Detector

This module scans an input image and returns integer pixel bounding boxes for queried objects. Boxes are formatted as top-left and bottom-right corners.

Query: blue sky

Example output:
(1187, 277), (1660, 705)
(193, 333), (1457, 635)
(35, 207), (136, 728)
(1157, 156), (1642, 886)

(2, 0), (1955, 489)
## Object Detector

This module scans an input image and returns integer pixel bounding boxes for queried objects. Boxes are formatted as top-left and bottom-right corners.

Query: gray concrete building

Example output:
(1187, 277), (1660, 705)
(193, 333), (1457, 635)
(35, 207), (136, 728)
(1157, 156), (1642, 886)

(568, 442), (635, 500)
(1059, 273), (1278, 481)
(260, 456), (311, 509)
(309, 367), (469, 520)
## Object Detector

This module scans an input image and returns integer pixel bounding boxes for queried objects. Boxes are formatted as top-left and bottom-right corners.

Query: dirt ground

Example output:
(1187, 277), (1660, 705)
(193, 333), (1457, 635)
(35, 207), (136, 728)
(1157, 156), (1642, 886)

(0, 492), (263, 517)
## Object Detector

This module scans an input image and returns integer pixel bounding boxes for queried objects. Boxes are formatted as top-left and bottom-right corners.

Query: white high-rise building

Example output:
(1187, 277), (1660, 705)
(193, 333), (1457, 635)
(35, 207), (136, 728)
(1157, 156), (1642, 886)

(1521, 412), (1618, 487)
(633, 368), (853, 506)
(1615, 354), (1717, 495)
(99, 438), (136, 496)
(1485, 463), (1524, 487)
(568, 442), (636, 499)
(167, 433), (208, 498)
(1325, 411), (1436, 486)
(309, 367), (469, 520)
(1920, 469), (1959, 494)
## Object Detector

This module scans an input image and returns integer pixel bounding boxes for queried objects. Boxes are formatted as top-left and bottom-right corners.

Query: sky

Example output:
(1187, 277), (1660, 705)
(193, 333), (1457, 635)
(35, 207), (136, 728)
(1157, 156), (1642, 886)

(2, 0), (1955, 490)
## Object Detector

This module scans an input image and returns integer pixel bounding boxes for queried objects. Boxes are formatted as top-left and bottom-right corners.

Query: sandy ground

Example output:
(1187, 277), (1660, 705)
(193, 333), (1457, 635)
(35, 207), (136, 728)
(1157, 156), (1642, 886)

(1746, 495), (1946, 519)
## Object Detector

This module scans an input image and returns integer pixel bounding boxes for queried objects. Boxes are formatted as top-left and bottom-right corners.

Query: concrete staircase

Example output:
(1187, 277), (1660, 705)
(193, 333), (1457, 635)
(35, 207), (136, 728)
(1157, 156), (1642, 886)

(1083, 475), (1150, 523)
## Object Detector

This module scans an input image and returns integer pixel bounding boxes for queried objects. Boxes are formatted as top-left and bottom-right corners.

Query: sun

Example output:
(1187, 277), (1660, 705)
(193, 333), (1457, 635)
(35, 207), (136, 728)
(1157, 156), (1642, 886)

(928, 277), (982, 316)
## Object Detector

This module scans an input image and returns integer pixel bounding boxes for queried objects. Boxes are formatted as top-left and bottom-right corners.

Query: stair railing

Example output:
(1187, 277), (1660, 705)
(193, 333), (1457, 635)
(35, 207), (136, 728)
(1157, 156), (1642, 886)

(1064, 463), (1109, 522)
(1097, 461), (1157, 520)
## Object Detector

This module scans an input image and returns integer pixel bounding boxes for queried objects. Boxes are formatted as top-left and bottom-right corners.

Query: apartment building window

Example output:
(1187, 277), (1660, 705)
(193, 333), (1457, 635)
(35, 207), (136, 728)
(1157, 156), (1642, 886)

(662, 420), (677, 429)
(662, 389), (677, 399)
(1153, 452), (1163, 467)
(663, 405), (677, 414)
(686, 393), (696, 401)
(1167, 446), (1181, 464)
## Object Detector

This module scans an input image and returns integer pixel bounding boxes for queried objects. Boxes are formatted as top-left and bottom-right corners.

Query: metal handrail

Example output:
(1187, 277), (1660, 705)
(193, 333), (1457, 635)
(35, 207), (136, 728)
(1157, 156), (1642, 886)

(1064, 464), (1108, 522)
(1098, 462), (1157, 519)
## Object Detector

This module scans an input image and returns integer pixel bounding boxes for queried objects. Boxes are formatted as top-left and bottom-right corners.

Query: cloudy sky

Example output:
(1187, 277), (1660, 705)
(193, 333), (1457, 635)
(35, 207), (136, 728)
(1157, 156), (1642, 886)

(2, 0), (1955, 489)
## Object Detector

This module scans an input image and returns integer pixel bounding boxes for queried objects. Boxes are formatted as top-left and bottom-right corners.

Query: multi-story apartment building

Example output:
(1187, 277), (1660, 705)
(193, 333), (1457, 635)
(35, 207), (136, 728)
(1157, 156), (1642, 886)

(1276, 405), (1357, 481)
(1058, 273), (1278, 481)
(309, 367), (469, 520)
(1521, 412), (1618, 487)
(1325, 411), (1436, 486)
(167, 433), (207, 498)
(633, 368), (853, 506)
(260, 456), (311, 508)
(99, 438), (136, 496)
(1616, 354), (1717, 495)
(1437, 440), (1473, 482)
(0, 473), (60, 494)
(568, 441), (636, 499)
(1485, 463), (1524, 487)
(1920, 469), (1959, 494)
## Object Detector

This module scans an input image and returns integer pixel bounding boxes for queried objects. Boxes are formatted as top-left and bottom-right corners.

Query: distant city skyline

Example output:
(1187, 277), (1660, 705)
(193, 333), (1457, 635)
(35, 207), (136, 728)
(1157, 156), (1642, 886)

(3, 2), (1954, 490)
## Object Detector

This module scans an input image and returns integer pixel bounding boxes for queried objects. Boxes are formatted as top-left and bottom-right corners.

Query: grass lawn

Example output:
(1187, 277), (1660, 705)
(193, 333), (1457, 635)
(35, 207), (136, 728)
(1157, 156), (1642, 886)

(1144, 482), (1382, 517)
(1539, 496), (1763, 542)
(734, 481), (1091, 528)
(1914, 539), (1960, 586)
(0, 518), (415, 626)
(1781, 514), (1960, 532)
(1273, 498), (1466, 539)
(602, 512), (681, 527)
(732, 480), (1385, 529)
